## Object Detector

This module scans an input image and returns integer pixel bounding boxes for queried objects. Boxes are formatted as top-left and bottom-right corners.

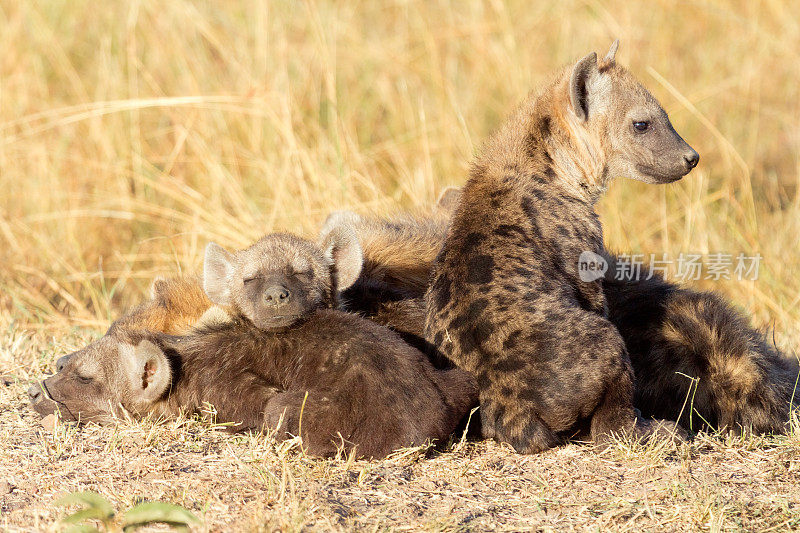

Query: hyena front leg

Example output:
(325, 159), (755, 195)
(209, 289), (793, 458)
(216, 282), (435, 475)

(480, 389), (561, 454)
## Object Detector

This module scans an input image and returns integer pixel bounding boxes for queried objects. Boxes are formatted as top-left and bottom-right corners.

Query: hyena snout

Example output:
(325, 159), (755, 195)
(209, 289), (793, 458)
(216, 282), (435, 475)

(27, 382), (43, 403)
(264, 284), (291, 307)
(27, 381), (58, 417)
(683, 147), (699, 170)
(56, 354), (71, 372)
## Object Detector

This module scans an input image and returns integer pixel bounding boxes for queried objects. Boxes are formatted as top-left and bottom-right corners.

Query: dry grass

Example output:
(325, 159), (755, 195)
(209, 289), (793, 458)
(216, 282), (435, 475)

(2, 0), (800, 530)
(4, 319), (800, 531)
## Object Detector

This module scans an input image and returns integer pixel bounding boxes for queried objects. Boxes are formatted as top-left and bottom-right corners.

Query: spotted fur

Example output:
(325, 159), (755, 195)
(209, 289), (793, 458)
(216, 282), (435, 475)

(424, 43), (697, 452)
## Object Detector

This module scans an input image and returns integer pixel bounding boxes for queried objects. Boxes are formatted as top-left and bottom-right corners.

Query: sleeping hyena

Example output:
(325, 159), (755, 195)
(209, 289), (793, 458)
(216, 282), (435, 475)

(425, 41), (699, 453)
(31, 229), (477, 459)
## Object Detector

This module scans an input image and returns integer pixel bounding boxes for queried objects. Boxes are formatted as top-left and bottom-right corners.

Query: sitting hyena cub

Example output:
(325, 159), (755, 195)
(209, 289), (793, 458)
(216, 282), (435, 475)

(425, 41), (698, 453)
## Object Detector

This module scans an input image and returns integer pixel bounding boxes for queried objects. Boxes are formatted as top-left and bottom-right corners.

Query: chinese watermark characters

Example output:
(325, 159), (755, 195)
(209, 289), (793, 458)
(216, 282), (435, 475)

(577, 252), (762, 282)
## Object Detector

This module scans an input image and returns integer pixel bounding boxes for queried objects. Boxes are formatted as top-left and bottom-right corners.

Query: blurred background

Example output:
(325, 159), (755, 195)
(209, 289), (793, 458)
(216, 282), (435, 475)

(0, 1), (797, 350)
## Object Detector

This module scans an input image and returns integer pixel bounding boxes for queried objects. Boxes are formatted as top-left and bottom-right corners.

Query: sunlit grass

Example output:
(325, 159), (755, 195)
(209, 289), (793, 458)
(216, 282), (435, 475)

(0, 0), (797, 355)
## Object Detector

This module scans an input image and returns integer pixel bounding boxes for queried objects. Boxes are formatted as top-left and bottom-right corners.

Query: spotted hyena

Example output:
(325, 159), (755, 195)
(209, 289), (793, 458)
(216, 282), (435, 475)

(318, 204), (456, 353)
(423, 41), (699, 453)
(30, 229), (477, 459)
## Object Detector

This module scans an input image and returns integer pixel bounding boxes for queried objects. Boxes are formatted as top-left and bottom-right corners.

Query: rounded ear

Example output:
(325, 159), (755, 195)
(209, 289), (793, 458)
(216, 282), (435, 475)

(602, 39), (620, 67)
(121, 340), (171, 404)
(569, 51), (598, 122)
(436, 186), (462, 214)
(318, 210), (363, 241)
(319, 222), (363, 292)
(149, 276), (168, 301)
(203, 242), (235, 306)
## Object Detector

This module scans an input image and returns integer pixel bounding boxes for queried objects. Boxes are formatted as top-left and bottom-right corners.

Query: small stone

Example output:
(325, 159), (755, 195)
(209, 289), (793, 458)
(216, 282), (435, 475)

(1, 376), (14, 387)
(40, 414), (57, 432)
(0, 480), (13, 494)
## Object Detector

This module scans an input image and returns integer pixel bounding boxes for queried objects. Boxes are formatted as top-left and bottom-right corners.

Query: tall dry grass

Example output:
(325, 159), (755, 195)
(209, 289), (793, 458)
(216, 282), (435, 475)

(1, 0), (798, 348)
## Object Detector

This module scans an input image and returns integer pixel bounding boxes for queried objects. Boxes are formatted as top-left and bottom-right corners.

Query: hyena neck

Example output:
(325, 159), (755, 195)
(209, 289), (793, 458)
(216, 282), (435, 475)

(476, 80), (611, 206)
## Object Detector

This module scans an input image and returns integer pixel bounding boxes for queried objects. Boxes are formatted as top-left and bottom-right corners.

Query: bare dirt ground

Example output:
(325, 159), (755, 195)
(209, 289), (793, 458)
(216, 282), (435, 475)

(3, 315), (800, 532)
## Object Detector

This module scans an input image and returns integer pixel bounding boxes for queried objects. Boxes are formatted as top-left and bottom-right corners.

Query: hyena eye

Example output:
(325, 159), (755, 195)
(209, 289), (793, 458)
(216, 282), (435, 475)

(243, 277), (258, 284)
(76, 375), (93, 384)
(633, 121), (650, 133)
(294, 270), (313, 282)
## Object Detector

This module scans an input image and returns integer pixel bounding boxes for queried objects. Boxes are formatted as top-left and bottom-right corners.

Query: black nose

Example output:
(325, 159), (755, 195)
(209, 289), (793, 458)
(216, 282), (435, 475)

(684, 150), (699, 170)
(264, 285), (290, 306)
(56, 355), (69, 372)
(28, 383), (43, 403)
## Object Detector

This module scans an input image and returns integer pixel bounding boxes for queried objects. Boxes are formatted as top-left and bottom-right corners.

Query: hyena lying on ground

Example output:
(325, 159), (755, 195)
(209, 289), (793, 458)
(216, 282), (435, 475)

(319, 204), (456, 353)
(30, 229), (476, 459)
(27, 277), (212, 423)
(601, 252), (799, 434)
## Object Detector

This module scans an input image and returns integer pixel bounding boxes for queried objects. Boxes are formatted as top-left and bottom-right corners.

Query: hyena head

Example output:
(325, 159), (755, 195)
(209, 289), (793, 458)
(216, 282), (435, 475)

(28, 331), (171, 423)
(560, 40), (698, 185)
(28, 277), (208, 423)
(203, 227), (362, 331)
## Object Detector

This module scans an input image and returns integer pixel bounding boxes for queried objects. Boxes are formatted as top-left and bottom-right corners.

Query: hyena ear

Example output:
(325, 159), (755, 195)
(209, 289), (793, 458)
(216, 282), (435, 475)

(320, 222), (363, 292)
(149, 276), (168, 300)
(569, 51), (599, 122)
(122, 340), (171, 404)
(203, 242), (235, 306)
(319, 210), (363, 241)
(601, 39), (619, 68)
(436, 186), (462, 214)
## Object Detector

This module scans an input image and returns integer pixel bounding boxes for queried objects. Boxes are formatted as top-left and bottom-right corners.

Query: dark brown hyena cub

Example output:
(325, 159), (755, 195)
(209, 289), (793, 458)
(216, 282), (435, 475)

(425, 41), (698, 453)
(200, 229), (476, 457)
(31, 229), (476, 458)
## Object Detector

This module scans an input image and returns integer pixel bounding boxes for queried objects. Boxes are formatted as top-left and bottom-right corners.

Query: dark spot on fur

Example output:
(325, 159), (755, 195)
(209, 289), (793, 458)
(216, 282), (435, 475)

(521, 196), (536, 218)
(522, 291), (539, 302)
(519, 387), (543, 404)
(466, 255), (494, 284)
(495, 357), (527, 373)
(503, 330), (523, 350)
(473, 320), (495, 341)
(494, 224), (528, 240)
(475, 371), (492, 390)
(458, 328), (477, 355)
(462, 232), (487, 256)
(432, 273), (452, 311)
(538, 116), (551, 138)
(450, 299), (490, 330)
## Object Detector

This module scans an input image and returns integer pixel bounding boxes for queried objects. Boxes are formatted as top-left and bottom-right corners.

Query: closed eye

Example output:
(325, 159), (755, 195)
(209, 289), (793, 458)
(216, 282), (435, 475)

(76, 375), (93, 384)
(294, 270), (314, 281)
(243, 277), (259, 284)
